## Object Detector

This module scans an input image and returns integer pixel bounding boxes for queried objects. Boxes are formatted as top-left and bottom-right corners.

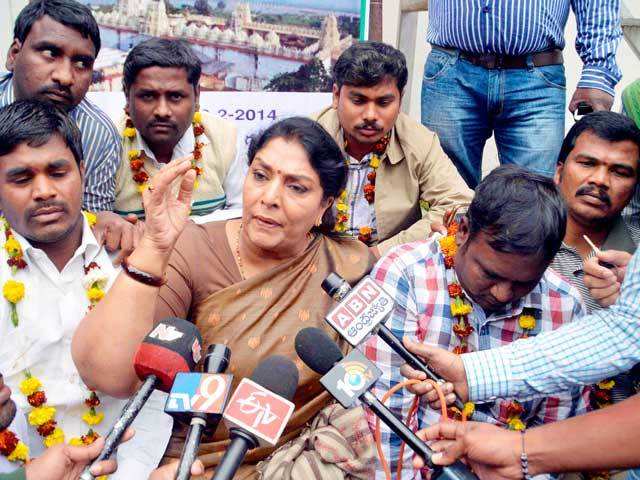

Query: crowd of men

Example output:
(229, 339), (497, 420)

(1, 0), (640, 479)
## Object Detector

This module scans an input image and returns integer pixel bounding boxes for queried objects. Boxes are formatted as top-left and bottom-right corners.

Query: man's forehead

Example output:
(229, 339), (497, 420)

(0, 137), (76, 171)
(471, 234), (546, 280)
(342, 78), (400, 98)
(23, 15), (96, 57)
(132, 66), (192, 90)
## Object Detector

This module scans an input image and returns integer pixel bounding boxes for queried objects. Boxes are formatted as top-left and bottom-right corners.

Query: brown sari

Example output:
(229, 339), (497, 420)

(157, 221), (374, 478)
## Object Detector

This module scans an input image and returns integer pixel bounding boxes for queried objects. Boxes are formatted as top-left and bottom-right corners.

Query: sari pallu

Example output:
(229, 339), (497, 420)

(164, 232), (374, 479)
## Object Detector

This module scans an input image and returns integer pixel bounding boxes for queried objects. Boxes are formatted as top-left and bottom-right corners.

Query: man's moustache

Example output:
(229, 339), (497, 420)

(576, 185), (611, 205)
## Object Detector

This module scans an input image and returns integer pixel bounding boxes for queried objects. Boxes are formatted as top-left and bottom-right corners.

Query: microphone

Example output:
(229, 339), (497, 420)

(211, 356), (298, 480)
(322, 273), (469, 416)
(80, 317), (203, 480)
(165, 344), (233, 480)
(295, 327), (478, 480)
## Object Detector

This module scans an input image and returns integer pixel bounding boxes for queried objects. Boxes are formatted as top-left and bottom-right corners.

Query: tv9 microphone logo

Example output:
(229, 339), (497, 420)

(165, 373), (232, 415)
(325, 277), (394, 346)
(223, 379), (295, 446)
(320, 350), (382, 408)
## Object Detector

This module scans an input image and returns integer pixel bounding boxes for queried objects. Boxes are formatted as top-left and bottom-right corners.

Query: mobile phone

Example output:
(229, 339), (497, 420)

(573, 102), (593, 121)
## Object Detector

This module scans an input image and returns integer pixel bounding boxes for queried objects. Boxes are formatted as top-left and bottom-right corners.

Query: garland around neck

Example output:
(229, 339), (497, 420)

(123, 111), (205, 194)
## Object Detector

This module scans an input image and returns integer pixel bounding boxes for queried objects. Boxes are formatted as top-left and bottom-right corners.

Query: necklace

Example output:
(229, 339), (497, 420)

(234, 222), (246, 280)
(124, 111), (205, 194)
(334, 132), (391, 244)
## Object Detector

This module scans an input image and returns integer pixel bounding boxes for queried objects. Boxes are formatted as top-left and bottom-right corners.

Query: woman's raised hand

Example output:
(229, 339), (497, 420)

(140, 156), (196, 255)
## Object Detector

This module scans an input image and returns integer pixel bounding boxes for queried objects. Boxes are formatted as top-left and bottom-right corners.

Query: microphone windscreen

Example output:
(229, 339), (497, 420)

(134, 317), (203, 392)
(250, 355), (299, 401)
(295, 327), (343, 375)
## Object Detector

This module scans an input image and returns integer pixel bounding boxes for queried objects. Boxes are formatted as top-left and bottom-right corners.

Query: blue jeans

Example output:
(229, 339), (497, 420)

(628, 469), (640, 479)
(421, 47), (565, 188)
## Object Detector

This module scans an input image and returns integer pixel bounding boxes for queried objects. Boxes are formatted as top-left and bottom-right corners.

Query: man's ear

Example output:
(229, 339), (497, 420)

(194, 84), (201, 110)
(331, 84), (340, 109)
(456, 215), (471, 248)
(79, 162), (86, 184)
(554, 162), (563, 186)
(6, 39), (21, 71)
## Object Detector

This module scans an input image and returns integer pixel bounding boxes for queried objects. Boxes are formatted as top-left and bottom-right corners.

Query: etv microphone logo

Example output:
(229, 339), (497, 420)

(223, 379), (295, 446)
(320, 350), (382, 408)
(325, 277), (394, 345)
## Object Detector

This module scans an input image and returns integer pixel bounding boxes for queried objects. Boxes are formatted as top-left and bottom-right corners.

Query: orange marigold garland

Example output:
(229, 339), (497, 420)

(20, 372), (64, 448)
(504, 400), (526, 431)
(334, 133), (391, 241)
(0, 429), (29, 463)
(124, 111), (204, 194)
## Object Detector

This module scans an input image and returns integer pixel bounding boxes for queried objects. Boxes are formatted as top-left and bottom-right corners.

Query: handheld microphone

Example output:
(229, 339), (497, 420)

(166, 344), (233, 480)
(80, 317), (203, 480)
(322, 273), (468, 416)
(295, 327), (478, 480)
(211, 356), (298, 480)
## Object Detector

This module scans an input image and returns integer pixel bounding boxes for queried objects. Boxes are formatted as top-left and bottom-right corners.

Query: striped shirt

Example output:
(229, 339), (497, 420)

(0, 73), (120, 211)
(363, 238), (589, 479)
(462, 242), (640, 403)
(550, 217), (639, 314)
(426, 0), (622, 96)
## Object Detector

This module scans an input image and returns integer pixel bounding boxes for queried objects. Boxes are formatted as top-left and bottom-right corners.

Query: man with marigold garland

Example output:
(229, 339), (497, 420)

(363, 165), (590, 479)
(114, 38), (240, 218)
(313, 41), (472, 257)
(0, 100), (172, 478)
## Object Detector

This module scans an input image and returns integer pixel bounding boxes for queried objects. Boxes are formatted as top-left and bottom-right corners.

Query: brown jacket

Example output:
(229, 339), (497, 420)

(313, 107), (473, 254)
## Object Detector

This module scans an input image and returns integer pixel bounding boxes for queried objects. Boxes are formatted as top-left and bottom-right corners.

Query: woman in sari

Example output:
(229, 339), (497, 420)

(72, 117), (376, 478)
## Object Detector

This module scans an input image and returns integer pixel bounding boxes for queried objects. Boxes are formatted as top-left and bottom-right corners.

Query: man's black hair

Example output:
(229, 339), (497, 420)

(333, 41), (408, 93)
(0, 99), (84, 166)
(466, 165), (567, 263)
(123, 38), (202, 92)
(558, 111), (640, 165)
(14, 0), (101, 54)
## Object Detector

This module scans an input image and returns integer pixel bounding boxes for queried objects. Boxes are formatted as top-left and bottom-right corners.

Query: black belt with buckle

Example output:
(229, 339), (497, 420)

(434, 46), (563, 69)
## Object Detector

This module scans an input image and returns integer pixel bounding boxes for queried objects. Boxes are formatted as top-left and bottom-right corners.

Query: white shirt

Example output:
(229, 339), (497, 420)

(133, 123), (245, 209)
(0, 217), (172, 478)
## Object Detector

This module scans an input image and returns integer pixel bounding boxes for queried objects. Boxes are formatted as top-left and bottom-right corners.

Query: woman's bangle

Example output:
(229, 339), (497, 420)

(121, 257), (166, 287)
(520, 430), (533, 479)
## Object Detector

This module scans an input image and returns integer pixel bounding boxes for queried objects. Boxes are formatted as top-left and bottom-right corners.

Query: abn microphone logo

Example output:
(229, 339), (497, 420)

(320, 349), (382, 408)
(325, 277), (394, 346)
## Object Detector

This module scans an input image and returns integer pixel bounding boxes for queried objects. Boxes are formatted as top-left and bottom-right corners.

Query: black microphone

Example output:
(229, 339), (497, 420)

(322, 273), (469, 416)
(295, 327), (478, 480)
(166, 344), (233, 480)
(80, 317), (203, 480)
(211, 356), (298, 480)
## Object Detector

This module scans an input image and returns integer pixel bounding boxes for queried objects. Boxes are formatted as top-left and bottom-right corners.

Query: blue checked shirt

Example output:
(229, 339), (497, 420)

(363, 238), (590, 479)
(426, 0), (622, 96)
(0, 73), (120, 211)
(463, 245), (640, 403)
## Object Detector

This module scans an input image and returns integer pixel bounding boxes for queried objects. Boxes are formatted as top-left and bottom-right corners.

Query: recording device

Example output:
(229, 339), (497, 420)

(166, 344), (233, 480)
(573, 101), (594, 122)
(295, 327), (479, 480)
(211, 356), (298, 480)
(322, 273), (469, 416)
(80, 317), (203, 480)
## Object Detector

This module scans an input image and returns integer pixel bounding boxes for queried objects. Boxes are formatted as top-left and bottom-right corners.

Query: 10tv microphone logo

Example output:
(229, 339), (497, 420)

(325, 277), (394, 346)
(320, 350), (382, 408)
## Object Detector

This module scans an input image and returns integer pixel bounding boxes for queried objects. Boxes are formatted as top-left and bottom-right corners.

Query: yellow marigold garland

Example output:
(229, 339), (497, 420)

(333, 133), (391, 243)
(1, 217), (26, 326)
(124, 112), (204, 195)
(0, 429), (29, 463)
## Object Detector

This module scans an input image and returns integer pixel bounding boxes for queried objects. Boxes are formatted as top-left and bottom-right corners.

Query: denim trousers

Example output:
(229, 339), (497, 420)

(421, 47), (566, 188)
